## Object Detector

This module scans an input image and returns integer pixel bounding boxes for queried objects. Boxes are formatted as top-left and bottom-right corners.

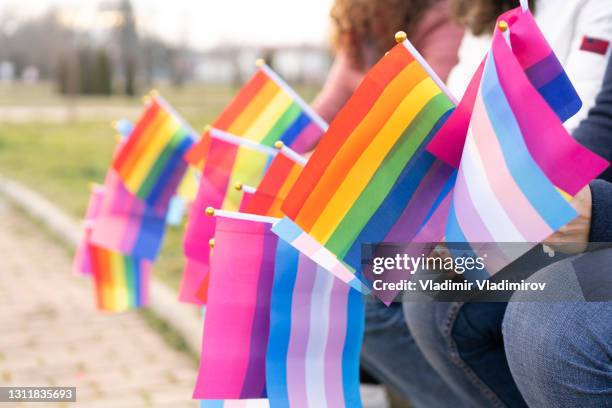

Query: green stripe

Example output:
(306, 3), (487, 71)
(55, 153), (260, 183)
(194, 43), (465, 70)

(123, 257), (136, 308)
(326, 93), (454, 256)
(260, 102), (302, 146)
(137, 128), (186, 198)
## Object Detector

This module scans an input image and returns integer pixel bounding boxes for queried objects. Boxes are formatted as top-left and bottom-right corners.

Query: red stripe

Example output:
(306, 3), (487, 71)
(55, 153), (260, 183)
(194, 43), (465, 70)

(245, 154), (296, 215)
(282, 44), (413, 218)
(113, 102), (161, 170)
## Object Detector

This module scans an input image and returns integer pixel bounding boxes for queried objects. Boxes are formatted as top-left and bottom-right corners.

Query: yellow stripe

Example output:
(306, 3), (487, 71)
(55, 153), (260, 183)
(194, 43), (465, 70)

(110, 253), (128, 312)
(125, 115), (180, 192)
(227, 80), (281, 135)
(177, 166), (199, 202)
(220, 149), (269, 210)
(242, 90), (293, 141)
(309, 78), (441, 243)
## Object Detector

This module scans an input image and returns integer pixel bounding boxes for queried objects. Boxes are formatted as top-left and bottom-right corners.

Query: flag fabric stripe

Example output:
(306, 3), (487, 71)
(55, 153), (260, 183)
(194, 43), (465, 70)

(242, 90), (293, 141)
(137, 128), (185, 198)
(200, 400), (270, 408)
(260, 103), (303, 146)
(291, 60), (425, 230)
(282, 46), (413, 218)
(113, 102), (161, 170)
(227, 81), (281, 136)
(277, 111), (311, 147)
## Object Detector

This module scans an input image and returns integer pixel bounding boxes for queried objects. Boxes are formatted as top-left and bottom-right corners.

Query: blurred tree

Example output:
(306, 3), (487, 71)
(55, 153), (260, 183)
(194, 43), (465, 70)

(117, 0), (138, 96)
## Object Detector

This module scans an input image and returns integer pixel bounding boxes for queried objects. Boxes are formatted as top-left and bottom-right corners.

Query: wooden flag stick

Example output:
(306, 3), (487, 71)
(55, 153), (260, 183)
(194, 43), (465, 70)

(205, 207), (280, 224)
(395, 31), (458, 105)
(207, 126), (277, 156)
(256, 59), (329, 131)
(273, 141), (308, 166)
(234, 182), (257, 194)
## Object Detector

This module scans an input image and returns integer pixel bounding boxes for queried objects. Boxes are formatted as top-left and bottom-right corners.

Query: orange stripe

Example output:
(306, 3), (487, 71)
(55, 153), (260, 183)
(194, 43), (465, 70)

(114, 102), (161, 169)
(294, 59), (426, 230)
(226, 79), (280, 135)
(268, 163), (302, 216)
(117, 108), (170, 180)
(282, 44), (413, 219)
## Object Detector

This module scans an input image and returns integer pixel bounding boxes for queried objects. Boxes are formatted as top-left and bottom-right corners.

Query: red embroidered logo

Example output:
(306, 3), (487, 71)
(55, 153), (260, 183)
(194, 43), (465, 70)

(580, 36), (610, 55)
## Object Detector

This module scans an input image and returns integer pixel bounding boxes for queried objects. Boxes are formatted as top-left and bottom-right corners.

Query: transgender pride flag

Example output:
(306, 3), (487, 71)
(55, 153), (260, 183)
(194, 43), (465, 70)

(445, 28), (608, 274)
(266, 239), (363, 408)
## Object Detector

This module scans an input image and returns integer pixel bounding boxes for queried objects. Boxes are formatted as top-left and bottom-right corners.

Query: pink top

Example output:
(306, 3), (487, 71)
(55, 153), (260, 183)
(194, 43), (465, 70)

(306, 0), (463, 152)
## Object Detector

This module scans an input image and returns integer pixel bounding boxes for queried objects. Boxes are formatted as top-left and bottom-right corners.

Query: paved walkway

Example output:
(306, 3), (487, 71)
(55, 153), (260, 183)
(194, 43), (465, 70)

(0, 199), (198, 407)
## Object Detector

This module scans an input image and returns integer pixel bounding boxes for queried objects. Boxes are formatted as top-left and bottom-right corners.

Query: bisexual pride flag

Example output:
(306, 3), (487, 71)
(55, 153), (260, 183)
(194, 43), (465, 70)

(427, 7), (584, 169)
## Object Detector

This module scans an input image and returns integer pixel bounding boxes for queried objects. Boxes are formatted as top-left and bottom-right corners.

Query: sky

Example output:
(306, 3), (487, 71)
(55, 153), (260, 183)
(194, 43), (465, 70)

(0, 0), (334, 49)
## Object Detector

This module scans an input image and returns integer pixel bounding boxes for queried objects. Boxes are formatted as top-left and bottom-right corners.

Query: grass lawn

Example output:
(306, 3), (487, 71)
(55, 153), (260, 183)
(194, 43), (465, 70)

(0, 82), (319, 290)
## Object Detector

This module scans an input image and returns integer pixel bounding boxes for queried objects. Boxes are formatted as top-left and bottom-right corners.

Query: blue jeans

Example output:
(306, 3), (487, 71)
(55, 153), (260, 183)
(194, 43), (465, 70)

(361, 296), (460, 408)
(503, 248), (612, 408)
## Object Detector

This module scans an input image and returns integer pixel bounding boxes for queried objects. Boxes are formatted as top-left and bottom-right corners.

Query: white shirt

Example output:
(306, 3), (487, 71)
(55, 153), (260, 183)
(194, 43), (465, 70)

(446, 0), (612, 132)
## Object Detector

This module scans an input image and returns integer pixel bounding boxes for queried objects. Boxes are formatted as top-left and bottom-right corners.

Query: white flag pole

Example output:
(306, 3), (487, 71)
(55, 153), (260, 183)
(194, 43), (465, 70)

(273, 141), (308, 166)
(520, 0), (529, 12)
(207, 126), (278, 156)
(205, 207), (280, 224)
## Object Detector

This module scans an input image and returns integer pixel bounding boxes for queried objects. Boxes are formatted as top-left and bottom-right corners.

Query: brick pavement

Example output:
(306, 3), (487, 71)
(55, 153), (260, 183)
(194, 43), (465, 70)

(0, 199), (198, 407)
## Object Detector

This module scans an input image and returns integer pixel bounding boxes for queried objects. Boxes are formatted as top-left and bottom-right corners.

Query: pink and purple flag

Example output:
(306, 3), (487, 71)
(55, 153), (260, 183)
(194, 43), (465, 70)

(193, 217), (277, 399)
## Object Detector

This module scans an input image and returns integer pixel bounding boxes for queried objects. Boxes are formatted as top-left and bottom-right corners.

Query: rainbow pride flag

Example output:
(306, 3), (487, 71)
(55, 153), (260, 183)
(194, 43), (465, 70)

(280, 40), (455, 281)
(112, 93), (195, 207)
(193, 217), (277, 399)
(445, 26), (608, 276)
(266, 239), (364, 408)
(89, 245), (150, 312)
(427, 7), (583, 169)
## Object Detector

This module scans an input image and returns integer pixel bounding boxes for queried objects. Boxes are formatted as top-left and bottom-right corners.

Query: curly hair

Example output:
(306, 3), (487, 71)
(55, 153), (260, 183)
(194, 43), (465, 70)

(450, 0), (536, 36)
(330, 0), (437, 68)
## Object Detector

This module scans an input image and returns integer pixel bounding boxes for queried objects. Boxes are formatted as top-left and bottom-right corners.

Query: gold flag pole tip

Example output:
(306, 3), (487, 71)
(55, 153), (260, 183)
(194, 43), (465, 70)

(208, 238), (215, 249)
(203, 124), (212, 133)
(395, 31), (407, 44)
(205, 207), (215, 216)
(498, 21), (509, 32)
(234, 182), (243, 191)
(255, 58), (266, 68)
(274, 140), (284, 149)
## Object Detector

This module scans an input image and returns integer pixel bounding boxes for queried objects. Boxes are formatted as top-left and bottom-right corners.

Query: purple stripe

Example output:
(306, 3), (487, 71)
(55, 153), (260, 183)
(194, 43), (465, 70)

(286, 255), (318, 407)
(453, 167), (494, 242)
(240, 230), (278, 398)
(524, 52), (564, 90)
(324, 277), (349, 407)
(290, 122), (324, 154)
(384, 161), (454, 242)
(413, 191), (452, 243)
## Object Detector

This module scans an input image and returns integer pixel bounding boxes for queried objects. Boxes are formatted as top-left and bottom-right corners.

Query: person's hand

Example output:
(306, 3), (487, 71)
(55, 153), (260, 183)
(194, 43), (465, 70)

(543, 185), (592, 254)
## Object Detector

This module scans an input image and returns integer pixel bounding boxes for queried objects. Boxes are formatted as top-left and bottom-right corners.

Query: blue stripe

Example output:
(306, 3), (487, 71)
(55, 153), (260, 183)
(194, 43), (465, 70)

(199, 400), (224, 408)
(132, 213), (166, 260)
(266, 240), (299, 408)
(280, 112), (311, 147)
(536, 73), (582, 123)
(272, 218), (303, 243)
(145, 136), (193, 207)
(421, 170), (457, 227)
(482, 51), (576, 230)
(342, 287), (364, 408)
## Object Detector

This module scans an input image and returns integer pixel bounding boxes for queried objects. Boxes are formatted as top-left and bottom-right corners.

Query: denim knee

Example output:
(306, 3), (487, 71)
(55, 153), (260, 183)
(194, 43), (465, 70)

(503, 251), (612, 408)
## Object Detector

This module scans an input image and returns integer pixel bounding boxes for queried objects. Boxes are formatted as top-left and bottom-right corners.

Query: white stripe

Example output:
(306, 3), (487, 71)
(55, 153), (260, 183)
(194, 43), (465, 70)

(402, 40), (458, 105)
(520, 0), (529, 11)
(260, 64), (329, 132)
(460, 132), (525, 242)
(305, 268), (334, 408)
(212, 209), (279, 224)
(241, 184), (258, 194)
(209, 128), (278, 156)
